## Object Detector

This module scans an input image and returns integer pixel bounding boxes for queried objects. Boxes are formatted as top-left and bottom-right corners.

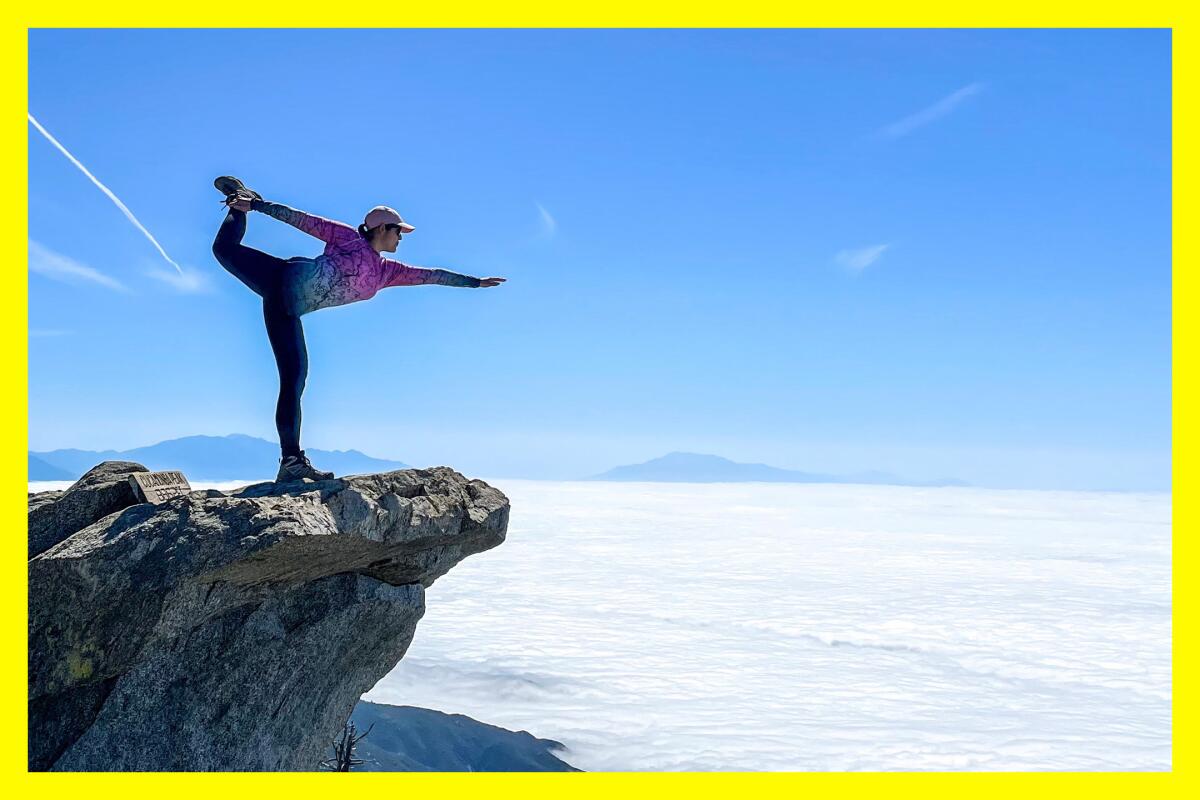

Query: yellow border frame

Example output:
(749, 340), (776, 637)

(5, 6), (1184, 796)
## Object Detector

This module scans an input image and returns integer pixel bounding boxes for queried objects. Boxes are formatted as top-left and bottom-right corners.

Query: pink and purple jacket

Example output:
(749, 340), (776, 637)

(251, 199), (481, 317)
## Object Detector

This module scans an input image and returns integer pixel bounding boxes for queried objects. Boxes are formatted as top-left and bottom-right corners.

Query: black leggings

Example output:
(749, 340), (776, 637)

(211, 209), (306, 458)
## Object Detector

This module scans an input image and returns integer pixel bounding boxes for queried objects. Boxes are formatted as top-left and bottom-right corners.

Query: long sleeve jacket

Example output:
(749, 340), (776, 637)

(251, 199), (480, 316)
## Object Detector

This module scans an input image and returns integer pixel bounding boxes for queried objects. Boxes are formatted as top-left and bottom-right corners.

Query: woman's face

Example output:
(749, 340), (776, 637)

(378, 225), (403, 252)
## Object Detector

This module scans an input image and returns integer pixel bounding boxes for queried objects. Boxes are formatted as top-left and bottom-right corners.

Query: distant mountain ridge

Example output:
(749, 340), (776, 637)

(29, 454), (74, 481)
(29, 434), (408, 481)
(587, 452), (968, 487)
(30, 438), (967, 488)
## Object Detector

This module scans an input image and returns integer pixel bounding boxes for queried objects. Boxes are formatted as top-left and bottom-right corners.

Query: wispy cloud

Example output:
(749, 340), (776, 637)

(535, 202), (557, 238)
(835, 244), (890, 274)
(876, 82), (983, 139)
(145, 265), (214, 294)
(28, 240), (130, 292)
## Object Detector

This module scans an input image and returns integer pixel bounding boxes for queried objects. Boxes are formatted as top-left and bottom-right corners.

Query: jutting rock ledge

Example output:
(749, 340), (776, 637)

(28, 461), (509, 771)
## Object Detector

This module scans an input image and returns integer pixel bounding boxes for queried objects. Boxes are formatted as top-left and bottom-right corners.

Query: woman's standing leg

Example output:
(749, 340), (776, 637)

(213, 205), (329, 478)
(211, 209), (285, 298)
(262, 298), (307, 458)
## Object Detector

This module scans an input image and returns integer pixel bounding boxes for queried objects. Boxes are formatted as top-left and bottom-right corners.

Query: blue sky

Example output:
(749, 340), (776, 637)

(27, 29), (1171, 489)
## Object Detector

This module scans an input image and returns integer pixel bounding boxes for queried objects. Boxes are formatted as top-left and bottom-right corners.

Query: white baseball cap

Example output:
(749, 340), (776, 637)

(363, 206), (415, 233)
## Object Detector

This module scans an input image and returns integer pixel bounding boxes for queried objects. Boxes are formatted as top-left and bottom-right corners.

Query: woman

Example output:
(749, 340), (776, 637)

(210, 176), (506, 483)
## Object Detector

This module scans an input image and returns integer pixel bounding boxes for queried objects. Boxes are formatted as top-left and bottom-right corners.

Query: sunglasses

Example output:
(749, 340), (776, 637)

(385, 224), (406, 235)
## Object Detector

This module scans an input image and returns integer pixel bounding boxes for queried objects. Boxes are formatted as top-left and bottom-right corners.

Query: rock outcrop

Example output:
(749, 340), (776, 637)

(28, 461), (509, 772)
(350, 701), (580, 772)
(28, 460), (148, 559)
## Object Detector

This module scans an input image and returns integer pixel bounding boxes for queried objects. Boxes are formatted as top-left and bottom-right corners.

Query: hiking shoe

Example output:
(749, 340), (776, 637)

(213, 175), (262, 203)
(276, 450), (335, 482)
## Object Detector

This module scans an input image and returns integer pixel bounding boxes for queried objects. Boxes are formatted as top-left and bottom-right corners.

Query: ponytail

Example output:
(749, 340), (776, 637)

(358, 223), (372, 239)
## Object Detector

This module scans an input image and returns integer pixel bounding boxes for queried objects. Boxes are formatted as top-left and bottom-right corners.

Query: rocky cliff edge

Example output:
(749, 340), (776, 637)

(28, 461), (509, 771)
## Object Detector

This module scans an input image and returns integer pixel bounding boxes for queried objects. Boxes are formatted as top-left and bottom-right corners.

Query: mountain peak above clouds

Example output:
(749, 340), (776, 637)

(588, 452), (966, 487)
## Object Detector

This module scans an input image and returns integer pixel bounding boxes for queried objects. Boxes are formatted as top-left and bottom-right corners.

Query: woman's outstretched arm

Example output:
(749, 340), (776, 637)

(381, 259), (484, 288)
(250, 198), (358, 244)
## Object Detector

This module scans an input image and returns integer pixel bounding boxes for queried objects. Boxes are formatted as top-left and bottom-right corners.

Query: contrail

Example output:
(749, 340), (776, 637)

(28, 113), (183, 275)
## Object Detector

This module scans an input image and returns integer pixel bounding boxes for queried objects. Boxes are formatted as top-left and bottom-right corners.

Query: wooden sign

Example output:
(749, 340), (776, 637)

(128, 470), (191, 504)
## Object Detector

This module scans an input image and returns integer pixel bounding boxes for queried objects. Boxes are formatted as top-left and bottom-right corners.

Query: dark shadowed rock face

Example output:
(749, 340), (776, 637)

(28, 461), (509, 772)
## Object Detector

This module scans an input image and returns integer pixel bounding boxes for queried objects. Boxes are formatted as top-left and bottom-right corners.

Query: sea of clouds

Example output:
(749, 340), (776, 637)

(367, 480), (1171, 771)
(29, 478), (1172, 771)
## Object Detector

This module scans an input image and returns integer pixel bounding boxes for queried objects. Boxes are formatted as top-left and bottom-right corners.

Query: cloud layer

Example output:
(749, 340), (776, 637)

(361, 479), (1171, 771)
